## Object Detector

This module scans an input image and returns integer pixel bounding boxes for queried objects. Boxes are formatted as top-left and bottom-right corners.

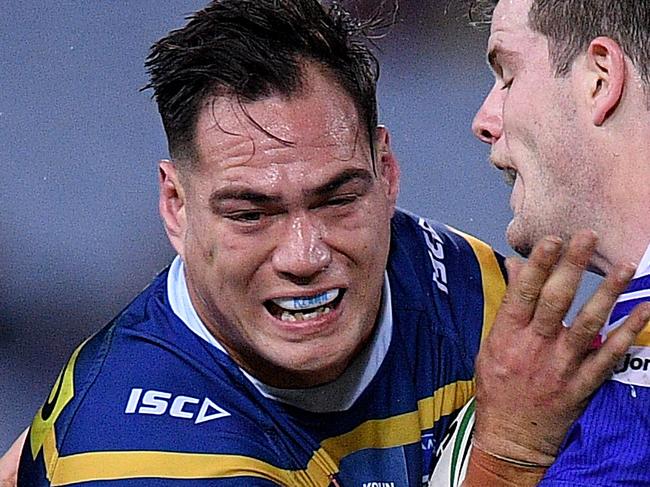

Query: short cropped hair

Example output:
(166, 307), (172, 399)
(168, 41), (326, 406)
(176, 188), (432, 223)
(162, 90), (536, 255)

(145, 0), (381, 169)
(469, 0), (650, 86)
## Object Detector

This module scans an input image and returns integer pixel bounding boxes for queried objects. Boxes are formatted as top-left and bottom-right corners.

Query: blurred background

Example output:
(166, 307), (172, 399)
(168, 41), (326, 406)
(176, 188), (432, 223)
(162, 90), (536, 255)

(0, 0), (596, 450)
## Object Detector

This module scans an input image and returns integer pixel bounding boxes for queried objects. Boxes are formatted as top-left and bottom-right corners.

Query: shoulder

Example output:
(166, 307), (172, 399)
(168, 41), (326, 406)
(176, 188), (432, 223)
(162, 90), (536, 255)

(19, 273), (293, 485)
(390, 209), (506, 291)
(390, 210), (506, 330)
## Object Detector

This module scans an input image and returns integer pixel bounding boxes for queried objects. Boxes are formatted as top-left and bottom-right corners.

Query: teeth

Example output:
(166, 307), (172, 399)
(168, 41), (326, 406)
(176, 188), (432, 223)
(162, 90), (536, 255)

(272, 289), (339, 311)
(280, 306), (332, 322)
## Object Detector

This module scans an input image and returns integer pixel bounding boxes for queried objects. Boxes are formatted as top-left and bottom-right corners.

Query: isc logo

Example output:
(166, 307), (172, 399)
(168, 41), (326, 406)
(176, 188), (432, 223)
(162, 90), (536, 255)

(418, 218), (448, 294)
(125, 388), (231, 424)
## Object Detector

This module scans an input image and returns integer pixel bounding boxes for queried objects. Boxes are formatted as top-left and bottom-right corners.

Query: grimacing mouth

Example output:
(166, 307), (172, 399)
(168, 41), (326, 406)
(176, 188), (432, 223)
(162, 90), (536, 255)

(264, 288), (346, 322)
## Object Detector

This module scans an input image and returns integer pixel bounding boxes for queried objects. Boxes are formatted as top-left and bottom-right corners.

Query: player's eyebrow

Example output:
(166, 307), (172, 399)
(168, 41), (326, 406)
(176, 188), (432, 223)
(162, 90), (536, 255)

(304, 168), (373, 199)
(208, 168), (373, 209)
(209, 188), (281, 207)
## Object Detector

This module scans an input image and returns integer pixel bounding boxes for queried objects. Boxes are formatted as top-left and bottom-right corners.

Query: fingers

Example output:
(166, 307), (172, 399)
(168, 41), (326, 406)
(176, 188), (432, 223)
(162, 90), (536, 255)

(504, 257), (524, 283)
(532, 231), (598, 338)
(566, 262), (637, 352)
(501, 236), (563, 327)
(578, 302), (650, 392)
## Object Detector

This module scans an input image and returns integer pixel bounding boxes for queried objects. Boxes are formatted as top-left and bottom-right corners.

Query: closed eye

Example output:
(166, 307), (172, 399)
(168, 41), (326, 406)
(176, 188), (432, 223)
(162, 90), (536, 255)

(225, 211), (265, 223)
(326, 195), (358, 207)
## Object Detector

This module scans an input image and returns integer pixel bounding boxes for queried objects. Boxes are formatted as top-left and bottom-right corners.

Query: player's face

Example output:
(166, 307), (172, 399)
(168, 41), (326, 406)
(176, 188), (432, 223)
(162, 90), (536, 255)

(161, 68), (399, 388)
(472, 0), (606, 257)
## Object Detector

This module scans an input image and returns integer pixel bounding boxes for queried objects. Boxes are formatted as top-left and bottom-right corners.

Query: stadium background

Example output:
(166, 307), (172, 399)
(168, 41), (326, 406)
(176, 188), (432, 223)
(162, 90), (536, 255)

(0, 0), (598, 450)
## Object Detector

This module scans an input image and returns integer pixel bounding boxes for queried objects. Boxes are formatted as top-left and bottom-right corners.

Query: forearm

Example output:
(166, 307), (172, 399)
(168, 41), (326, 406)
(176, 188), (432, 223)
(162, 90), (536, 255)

(462, 441), (547, 487)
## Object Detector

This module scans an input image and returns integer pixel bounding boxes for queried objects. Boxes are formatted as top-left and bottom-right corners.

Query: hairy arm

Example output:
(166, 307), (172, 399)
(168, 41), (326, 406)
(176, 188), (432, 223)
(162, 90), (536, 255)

(462, 231), (650, 486)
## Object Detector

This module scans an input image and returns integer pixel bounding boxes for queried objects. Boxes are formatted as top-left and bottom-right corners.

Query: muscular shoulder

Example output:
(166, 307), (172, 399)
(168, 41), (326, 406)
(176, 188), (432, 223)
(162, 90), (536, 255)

(19, 273), (288, 485)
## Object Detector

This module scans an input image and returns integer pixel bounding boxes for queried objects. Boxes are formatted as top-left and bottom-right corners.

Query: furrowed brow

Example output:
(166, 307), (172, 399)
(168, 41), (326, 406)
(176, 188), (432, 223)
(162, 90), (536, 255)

(304, 168), (373, 199)
(209, 188), (281, 207)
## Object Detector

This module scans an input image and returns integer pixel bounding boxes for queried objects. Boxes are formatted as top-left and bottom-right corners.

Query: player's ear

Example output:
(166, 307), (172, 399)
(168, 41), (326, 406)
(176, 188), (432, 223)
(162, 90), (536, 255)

(375, 126), (400, 208)
(159, 160), (187, 256)
(584, 36), (625, 126)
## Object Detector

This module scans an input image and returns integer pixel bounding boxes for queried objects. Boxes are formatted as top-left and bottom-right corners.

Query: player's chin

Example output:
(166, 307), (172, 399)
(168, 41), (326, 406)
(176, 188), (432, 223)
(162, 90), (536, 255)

(263, 342), (352, 386)
(506, 219), (534, 258)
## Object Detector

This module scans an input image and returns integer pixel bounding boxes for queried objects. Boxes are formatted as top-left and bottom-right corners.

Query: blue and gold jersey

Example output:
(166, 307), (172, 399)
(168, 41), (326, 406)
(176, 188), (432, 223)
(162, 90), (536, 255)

(18, 210), (506, 486)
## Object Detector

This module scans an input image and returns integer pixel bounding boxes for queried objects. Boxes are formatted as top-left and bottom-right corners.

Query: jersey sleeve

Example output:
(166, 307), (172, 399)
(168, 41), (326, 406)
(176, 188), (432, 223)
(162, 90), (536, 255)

(539, 380), (650, 486)
(16, 322), (324, 486)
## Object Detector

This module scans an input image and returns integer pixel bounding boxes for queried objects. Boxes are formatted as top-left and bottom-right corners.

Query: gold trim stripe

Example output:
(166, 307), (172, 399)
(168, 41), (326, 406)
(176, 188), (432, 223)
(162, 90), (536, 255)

(45, 428), (298, 486)
(41, 380), (474, 485)
(54, 451), (296, 485)
(447, 227), (507, 343)
(31, 340), (86, 460)
(417, 379), (475, 431)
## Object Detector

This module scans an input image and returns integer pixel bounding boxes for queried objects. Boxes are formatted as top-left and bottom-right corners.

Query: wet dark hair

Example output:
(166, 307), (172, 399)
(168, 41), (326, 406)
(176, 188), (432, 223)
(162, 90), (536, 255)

(468, 0), (650, 86)
(144, 0), (384, 169)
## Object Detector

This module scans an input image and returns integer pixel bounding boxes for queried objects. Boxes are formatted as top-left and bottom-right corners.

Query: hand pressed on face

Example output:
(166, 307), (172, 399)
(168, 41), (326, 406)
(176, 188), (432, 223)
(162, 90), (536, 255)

(472, 230), (650, 465)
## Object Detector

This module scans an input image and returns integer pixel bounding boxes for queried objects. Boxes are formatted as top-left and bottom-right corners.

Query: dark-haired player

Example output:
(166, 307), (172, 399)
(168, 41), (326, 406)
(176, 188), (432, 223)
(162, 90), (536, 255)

(13, 1), (648, 485)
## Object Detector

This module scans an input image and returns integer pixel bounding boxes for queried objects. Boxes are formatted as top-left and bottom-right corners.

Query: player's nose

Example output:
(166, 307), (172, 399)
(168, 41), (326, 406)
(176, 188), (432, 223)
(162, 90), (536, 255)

(271, 213), (331, 282)
(472, 85), (503, 144)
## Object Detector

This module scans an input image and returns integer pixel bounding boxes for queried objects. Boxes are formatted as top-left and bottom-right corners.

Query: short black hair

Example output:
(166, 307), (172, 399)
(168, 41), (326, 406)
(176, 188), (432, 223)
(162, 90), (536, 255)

(145, 0), (382, 169)
(469, 0), (650, 90)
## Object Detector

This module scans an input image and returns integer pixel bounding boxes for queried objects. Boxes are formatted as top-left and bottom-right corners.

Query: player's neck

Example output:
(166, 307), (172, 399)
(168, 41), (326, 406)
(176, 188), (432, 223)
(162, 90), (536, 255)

(592, 230), (650, 276)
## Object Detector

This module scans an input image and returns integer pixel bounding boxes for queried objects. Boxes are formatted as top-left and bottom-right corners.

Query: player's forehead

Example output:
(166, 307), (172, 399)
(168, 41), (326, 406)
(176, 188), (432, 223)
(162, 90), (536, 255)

(490, 0), (533, 42)
(192, 69), (369, 174)
(487, 0), (537, 65)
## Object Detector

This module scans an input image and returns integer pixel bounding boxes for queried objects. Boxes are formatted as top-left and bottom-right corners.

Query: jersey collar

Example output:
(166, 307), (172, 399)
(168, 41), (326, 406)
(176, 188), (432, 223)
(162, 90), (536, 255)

(167, 255), (393, 412)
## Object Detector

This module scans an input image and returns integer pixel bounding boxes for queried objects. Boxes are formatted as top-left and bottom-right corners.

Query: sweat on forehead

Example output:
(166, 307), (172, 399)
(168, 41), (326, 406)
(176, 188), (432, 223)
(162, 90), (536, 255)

(191, 68), (370, 174)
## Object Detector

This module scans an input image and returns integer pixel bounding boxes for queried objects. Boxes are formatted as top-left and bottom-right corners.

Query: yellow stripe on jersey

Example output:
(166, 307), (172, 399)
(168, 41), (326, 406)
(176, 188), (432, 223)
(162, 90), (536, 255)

(30, 340), (87, 460)
(42, 380), (474, 485)
(447, 227), (507, 343)
(53, 452), (299, 486)
(45, 428), (302, 486)
(314, 379), (474, 466)
(416, 379), (474, 430)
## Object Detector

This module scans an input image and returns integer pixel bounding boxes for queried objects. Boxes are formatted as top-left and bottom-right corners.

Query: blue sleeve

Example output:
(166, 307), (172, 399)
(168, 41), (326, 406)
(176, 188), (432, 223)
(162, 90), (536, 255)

(540, 380), (650, 487)
(16, 323), (300, 486)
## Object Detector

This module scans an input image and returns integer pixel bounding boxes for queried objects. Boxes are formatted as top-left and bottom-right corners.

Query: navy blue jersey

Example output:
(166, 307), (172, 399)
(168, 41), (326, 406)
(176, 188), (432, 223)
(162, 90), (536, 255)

(18, 210), (506, 486)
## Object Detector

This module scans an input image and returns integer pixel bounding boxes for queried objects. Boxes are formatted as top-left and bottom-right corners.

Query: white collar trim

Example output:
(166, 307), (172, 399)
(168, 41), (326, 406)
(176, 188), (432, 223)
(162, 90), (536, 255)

(167, 255), (393, 412)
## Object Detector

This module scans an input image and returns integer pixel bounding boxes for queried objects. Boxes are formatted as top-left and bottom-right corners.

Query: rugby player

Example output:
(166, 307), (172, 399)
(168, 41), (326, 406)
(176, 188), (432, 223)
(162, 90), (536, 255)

(5, 1), (649, 486)
(469, 0), (650, 484)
